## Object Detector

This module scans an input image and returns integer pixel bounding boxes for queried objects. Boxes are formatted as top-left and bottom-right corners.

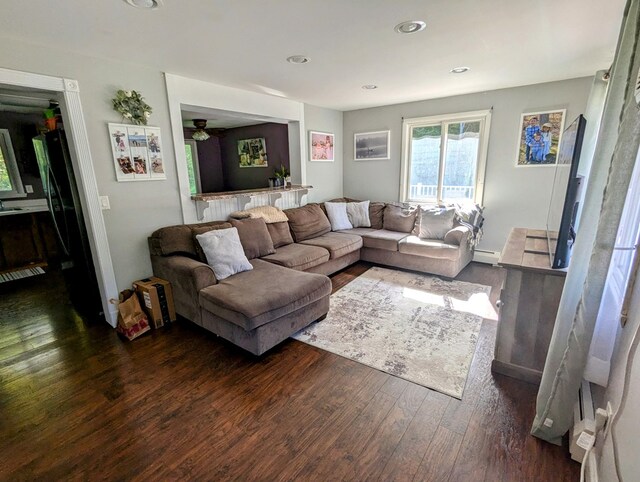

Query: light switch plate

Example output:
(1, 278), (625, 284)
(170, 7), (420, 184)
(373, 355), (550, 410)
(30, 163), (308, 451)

(99, 195), (110, 210)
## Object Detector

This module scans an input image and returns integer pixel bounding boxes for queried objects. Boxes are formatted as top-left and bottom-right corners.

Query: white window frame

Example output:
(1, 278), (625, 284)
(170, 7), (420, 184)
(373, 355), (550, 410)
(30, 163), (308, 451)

(184, 139), (202, 195)
(0, 128), (26, 198)
(399, 109), (492, 205)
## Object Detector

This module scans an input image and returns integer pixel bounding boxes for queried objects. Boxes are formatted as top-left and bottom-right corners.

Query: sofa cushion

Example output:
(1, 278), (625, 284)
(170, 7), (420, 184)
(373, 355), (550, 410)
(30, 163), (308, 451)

(284, 203), (332, 242)
(299, 232), (363, 259)
(336, 227), (380, 236)
(414, 206), (456, 240)
(149, 221), (230, 258)
(191, 223), (234, 262)
(229, 218), (276, 260)
(266, 221), (294, 248)
(383, 204), (418, 233)
(398, 236), (460, 260)
(360, 229), (409, 251)
(199, 259), (331, 331)
(195, 227), (253, 280)
(369, 202), (386, 230)
(261, 243), (330, 271)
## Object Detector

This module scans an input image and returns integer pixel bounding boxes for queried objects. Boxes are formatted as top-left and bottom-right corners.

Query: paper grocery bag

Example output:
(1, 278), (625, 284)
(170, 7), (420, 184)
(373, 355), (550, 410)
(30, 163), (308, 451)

(113, 289), (150, 340)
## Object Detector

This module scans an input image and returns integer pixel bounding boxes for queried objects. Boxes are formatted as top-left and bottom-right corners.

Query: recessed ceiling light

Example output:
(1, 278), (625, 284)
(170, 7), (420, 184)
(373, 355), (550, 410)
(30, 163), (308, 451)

(125, 0), (162, 9)
(394, 21), (426, 34)
(362, 84), (378, 90)
(450, 66), (470, 74)
(286, 55), (310, 64)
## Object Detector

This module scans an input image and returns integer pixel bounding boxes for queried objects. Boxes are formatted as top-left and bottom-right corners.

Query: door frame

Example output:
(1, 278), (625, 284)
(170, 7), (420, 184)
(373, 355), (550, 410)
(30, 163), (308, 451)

(0, 67), (118, 326)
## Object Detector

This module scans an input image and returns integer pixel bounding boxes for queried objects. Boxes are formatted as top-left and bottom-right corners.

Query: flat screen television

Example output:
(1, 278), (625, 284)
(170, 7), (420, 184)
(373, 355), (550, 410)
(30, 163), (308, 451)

(546, 114), (587, 269)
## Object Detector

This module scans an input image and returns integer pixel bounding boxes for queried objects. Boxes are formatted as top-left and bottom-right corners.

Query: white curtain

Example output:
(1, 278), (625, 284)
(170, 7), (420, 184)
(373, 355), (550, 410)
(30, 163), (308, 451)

(585, 156), (640, 386)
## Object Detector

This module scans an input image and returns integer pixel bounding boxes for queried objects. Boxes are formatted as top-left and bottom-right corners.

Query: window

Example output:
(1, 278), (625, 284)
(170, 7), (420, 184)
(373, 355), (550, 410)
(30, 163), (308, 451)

(400, 110), (491, 204)
(0, 129), (25, 198)
(184, 140), (201, 195)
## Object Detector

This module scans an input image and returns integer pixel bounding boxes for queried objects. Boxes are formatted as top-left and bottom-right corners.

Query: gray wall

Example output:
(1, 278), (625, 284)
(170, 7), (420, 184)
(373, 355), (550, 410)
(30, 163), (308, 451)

(343, 77), (593, 253)
(0, 37), (183, 290)
(304, 104), (343, 202)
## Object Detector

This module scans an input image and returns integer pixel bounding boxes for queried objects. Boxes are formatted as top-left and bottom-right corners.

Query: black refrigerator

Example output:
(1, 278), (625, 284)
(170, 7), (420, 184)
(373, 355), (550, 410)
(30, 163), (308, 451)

(33, 129), (103, 320)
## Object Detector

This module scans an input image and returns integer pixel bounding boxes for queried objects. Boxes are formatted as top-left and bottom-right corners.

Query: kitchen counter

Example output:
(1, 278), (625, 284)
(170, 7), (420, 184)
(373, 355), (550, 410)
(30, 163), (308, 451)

(0, 199), (49, 217)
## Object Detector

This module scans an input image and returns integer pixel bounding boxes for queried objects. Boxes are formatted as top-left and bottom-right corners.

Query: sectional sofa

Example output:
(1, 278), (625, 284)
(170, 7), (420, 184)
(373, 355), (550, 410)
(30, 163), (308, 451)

(148, 200), (475, 355)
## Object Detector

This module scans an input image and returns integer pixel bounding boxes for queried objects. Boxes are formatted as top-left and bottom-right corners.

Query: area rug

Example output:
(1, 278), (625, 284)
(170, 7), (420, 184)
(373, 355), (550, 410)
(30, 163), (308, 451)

(292, 266), (494, 399)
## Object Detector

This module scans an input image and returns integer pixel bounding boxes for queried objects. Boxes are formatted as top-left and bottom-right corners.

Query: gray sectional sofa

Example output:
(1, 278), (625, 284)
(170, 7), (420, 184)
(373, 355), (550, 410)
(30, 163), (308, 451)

(148, 199), (475, 355)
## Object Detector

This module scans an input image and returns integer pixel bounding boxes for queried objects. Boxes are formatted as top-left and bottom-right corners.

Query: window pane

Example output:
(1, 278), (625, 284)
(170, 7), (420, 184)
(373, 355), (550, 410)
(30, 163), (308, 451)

(0, 146), (14, 192)
(442, 121), (480, 202)
(184, 144), (197, 195)
(409, 125), (441, 200)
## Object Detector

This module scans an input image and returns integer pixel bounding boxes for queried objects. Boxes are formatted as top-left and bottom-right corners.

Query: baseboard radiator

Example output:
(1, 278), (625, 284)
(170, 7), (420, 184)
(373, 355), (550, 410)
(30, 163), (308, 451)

(571, 380), (599, 481)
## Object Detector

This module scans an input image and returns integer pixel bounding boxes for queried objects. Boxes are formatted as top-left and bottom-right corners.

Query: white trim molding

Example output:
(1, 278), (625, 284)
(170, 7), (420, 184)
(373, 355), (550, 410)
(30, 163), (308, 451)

(0, 67), (119, 326)
(164, 73), (307, 224)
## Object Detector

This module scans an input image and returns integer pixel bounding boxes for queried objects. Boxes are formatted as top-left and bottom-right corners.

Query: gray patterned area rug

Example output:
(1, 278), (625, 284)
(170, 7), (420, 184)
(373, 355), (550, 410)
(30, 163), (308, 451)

(292, 266), (494, 399)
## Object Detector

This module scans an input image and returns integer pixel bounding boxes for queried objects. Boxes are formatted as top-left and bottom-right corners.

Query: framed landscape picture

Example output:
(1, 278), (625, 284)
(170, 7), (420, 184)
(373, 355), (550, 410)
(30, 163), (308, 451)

(238, 138), (268, 167)
(309, 131), (334, 162)
(354, 130), (390, 160)
(516, 110), (566, 166)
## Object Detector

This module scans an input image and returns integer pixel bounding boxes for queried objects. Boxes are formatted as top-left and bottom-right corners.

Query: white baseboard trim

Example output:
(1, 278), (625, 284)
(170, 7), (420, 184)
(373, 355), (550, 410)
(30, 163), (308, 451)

(473, 249), (501, 265)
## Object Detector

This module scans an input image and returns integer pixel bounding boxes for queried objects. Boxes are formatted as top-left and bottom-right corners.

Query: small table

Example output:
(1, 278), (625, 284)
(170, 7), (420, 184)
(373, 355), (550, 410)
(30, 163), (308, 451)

(492, 228), (567, 384)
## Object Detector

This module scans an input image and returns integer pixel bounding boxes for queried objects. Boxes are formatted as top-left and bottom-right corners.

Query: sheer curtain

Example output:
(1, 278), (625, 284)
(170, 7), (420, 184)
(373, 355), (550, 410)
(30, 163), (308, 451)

(585, 154), (640, 386)
(532, 0), (640, 444)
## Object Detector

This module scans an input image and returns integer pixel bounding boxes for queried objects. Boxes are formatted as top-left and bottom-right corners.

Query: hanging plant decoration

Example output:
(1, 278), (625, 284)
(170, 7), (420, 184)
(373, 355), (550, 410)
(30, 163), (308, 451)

(112, 89), (152, 125)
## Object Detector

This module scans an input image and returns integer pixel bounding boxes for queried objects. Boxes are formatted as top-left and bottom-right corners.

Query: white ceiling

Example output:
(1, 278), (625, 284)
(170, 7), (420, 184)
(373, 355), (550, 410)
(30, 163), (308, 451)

(0, 0), (626, 111)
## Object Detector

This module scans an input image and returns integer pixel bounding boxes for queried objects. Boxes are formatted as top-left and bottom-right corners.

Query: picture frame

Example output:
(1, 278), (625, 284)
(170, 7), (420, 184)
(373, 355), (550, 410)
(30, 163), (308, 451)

(354, 130), (390, 161)
(238, 138), (268, 167)
(309, 131), (334, 162)
(515, 109), (566, 167)
(108, 123), (166, 182)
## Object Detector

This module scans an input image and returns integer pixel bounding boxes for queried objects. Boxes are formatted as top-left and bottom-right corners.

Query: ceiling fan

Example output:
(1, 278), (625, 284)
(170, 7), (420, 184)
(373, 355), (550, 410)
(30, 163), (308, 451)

(191, 119), (225, 141)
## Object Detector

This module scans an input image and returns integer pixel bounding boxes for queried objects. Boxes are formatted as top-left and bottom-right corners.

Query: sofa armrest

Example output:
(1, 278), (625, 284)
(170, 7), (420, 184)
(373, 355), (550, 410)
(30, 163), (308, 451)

(443, 226), (472, 246)
(150, 255), (217, 322)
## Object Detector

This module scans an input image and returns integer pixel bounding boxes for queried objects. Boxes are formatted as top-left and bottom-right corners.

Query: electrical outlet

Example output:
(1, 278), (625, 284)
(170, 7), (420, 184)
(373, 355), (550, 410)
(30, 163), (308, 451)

(99, 196), (110, 210)
(25, 185), (33, 193)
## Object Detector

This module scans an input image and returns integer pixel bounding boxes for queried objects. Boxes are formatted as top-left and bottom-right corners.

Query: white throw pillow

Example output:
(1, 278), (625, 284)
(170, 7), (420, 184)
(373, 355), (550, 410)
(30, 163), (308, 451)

(346, 200), (371, 228)
(324, 202), (353, 231)
(195, 227), (253, 280)
(415, 207), (456, 240)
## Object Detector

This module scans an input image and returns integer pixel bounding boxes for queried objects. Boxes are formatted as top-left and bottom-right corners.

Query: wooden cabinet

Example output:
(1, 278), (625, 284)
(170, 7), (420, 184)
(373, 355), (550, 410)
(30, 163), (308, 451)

(492, 228), (566, 384)
(0, 212), (58, 273)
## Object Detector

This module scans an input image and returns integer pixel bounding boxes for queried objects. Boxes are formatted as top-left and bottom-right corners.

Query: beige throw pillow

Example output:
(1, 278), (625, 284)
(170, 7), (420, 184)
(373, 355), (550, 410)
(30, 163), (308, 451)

(346, 200), (371, 228)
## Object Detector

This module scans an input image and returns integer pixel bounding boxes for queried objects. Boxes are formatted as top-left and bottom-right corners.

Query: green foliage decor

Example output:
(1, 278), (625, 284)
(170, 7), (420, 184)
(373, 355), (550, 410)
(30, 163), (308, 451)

(112, 89), (152, 125)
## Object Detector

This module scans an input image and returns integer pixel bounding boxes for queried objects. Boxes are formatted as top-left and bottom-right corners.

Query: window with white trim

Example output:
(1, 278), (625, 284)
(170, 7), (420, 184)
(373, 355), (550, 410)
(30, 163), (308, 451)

(0, 129), (25, 199)
(400, 110), (491, 204)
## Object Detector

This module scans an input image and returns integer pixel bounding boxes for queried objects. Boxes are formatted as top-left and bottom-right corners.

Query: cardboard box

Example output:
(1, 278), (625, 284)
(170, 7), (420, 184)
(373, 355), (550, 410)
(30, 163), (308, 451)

(133, 277), (176, 329)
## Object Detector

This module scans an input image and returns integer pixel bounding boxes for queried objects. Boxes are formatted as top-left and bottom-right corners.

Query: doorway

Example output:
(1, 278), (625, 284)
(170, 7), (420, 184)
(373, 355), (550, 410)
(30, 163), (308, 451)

(0, 67), (118, 326)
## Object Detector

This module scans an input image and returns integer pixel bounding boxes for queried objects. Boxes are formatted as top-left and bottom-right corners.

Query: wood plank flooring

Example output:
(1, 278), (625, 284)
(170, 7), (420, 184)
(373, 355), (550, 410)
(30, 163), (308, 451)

(0, 262), (579, 481)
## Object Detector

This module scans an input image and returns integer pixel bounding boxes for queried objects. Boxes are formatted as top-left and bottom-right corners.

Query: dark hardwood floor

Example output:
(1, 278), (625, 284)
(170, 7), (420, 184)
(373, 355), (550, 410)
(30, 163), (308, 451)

(0, 263), (579, 481)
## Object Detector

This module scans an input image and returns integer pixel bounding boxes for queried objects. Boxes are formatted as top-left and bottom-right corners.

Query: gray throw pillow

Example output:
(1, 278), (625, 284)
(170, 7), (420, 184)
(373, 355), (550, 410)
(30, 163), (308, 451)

(346, 200), (371, 228)
(195, 227), (253, 280)
(324, 202), (353, 231)
(415, 207), (456, 240)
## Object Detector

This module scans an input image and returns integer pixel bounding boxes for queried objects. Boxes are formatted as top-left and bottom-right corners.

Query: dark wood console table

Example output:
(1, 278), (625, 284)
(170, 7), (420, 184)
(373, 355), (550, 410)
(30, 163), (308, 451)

(492, 228), (567, 384)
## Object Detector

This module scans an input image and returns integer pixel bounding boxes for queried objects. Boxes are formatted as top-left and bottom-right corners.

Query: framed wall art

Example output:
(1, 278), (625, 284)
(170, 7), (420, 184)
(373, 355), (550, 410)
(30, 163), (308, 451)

(354, 130), (390, 160)
(309, 131), (334, 162)
(108, 123), (166, 181)
(238, 138), (268, 167)
(515, 110), (566, 166)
